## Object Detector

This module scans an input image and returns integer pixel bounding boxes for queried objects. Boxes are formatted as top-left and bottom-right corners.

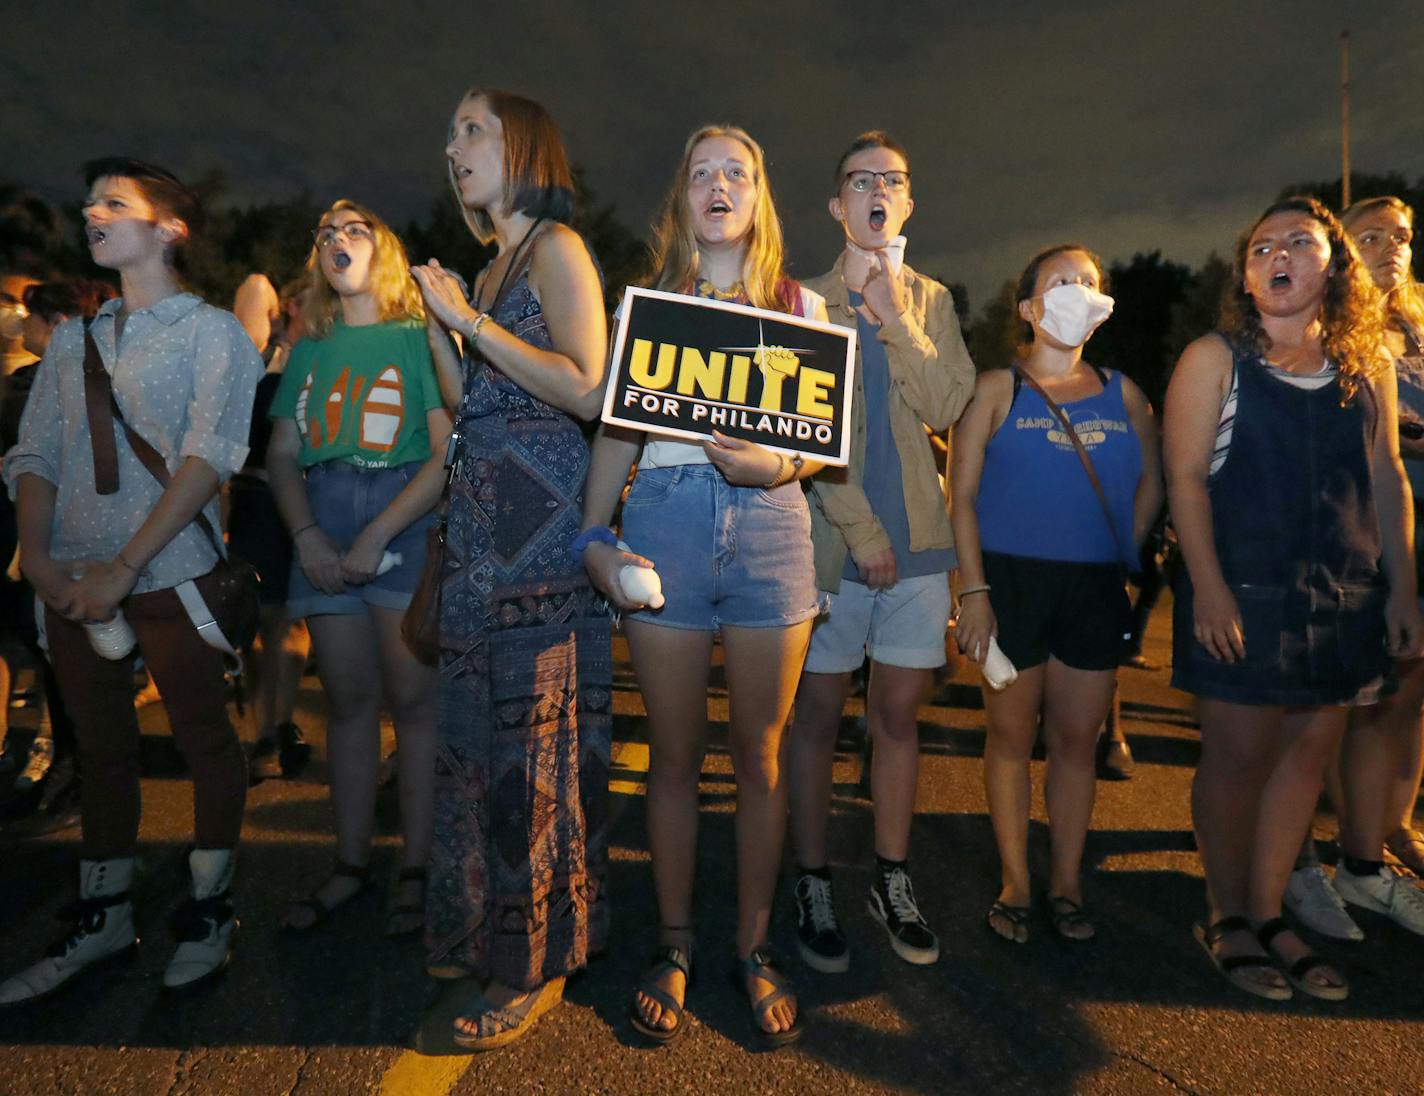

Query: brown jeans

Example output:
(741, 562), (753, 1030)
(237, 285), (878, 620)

(46, 586), (246, 860)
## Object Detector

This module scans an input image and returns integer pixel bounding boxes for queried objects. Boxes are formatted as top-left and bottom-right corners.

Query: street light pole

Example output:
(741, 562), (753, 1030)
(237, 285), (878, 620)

(1341, 29), (1351, 208)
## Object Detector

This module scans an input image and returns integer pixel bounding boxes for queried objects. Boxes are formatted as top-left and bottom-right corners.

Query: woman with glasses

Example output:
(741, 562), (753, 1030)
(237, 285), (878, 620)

(266, 199), (451, 938)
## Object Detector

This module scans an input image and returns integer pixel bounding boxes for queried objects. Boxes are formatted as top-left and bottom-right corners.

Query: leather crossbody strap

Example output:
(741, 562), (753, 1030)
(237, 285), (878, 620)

(1015, 366), (1128, 565)
(81, 322), (224, 560)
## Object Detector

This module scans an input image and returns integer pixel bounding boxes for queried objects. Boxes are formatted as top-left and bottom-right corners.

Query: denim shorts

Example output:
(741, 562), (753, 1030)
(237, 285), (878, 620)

(619, 463), (819, 631)
(804, 572), (952, 672)
(287, 461), (434, 619)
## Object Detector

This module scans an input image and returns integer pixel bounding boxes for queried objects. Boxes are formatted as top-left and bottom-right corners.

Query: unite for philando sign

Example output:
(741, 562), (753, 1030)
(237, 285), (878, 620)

(602, 288), (858, 466)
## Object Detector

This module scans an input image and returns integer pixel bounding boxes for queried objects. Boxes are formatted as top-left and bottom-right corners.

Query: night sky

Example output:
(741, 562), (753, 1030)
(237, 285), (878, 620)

(6, 1), (1423, 307)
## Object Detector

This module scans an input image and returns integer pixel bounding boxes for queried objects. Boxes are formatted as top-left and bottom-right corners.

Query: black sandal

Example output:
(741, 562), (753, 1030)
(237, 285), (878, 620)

(282, 861), (372, 934)
(986, 900), (1031, 943)
(1193, 915), (1291, 1001)
(1049, 897), (1096, 943)
(628, 944), (694, 1045)
(733, 946), (804, 1049)
(384, 866), (426, 938)
(1256, 917), (1348, 1002)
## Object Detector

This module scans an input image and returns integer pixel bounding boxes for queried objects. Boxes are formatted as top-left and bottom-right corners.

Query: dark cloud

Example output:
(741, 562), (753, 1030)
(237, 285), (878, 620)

(6, 1), (1422, 305)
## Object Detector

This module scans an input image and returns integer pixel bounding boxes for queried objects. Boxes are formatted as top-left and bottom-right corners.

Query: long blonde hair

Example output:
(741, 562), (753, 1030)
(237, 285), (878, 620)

(302, 200), (424, 340)
(645, 125), (795, 313)
(1341, 195), (1424, 345)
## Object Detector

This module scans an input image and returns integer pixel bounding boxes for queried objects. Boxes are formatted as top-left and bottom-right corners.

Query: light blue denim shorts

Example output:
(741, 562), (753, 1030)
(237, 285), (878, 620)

(287, 460), (434, 619)
(619, 463), (819, 631)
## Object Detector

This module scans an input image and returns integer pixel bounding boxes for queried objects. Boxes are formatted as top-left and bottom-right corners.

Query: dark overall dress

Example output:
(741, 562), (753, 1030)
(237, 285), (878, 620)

(1171, 335), (1390, 706)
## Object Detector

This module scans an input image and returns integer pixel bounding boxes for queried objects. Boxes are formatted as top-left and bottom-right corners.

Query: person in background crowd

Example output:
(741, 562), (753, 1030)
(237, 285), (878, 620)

(230, 273), (312, 782)
(1284, 196), (1424, 941)
(581, 124), (826, 1048)
(952, 244), (1160, 945)
(267, 201), (448, 940)
(1166, 196), (1418, 1002)
(411, 88), (610, 1051)
(786, 131), (975, 975)
(0, 158), (263, 1002)
(0, 279), (111, 828)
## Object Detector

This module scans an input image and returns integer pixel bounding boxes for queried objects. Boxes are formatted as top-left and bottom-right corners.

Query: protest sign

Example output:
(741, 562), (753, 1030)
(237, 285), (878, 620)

(601, 287), (857, 466)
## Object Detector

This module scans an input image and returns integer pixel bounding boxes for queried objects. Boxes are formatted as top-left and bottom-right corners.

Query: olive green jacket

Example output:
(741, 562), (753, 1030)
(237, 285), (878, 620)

(803, 254), (976, 592)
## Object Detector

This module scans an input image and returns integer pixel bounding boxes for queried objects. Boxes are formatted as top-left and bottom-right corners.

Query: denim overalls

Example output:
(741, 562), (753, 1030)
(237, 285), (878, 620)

(1172, 335), (1390, 706)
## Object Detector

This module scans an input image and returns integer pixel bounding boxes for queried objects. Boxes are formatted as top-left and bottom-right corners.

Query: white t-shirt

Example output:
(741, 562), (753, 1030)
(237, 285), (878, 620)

(632, 286), (827, 468)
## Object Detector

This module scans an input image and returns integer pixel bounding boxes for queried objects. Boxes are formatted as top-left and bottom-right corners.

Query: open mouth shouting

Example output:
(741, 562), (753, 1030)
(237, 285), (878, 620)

(1269, 270), (1291, 290)
(331, 248), (352, 271)
(705, 197), (733, 221)
(868, 201), (887, 233)
(86, 226), (108, 246)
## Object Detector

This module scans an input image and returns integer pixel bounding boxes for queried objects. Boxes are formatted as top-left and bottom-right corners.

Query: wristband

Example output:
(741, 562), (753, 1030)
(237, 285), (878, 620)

(291, 522), (317, 540)
(115, 553), (140, 575)
(570, 525), (618, 565)
(957, 584), (991, 599)
(763, 454), (790, 489)
(467, 311), (491, 344)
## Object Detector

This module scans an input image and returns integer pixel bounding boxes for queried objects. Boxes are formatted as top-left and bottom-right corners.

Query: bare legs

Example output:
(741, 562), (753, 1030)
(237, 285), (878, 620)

(788, 662), (931, 868)
(982, 658), (1115, 940)
(625, 618), (810, 1037)
(1192, 699), (1346, 992)
(250, 605), (309, 742)
(1340, 657), (1424, 862)
(285, 607), (435, 927)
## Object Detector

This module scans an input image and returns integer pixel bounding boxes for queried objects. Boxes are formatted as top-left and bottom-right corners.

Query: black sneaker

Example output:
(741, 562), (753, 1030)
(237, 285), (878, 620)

(276, 722), (311, 778)
(868, 866), (939, 965)
(794, 873), (849, 973)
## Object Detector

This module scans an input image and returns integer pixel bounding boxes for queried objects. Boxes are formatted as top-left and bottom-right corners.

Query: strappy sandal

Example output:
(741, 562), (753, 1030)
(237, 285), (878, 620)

(281, 861), (373, 934)
(384, 866), (426, 938)
(986, 900), (1031, 944)
(452, 976), (566, 1051)
(1256, 917), (1348, 1002)
(1385, 828), (1424, 878)
(733, 946), (804, 1049)
(1192, 916), (1291, 1001)
(1049, 897), (1096, 943)
(628, 944), (693, 1045)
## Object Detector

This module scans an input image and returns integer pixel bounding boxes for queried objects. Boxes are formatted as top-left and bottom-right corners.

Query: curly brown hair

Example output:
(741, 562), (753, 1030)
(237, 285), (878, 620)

(1222, 196), (1387, 404)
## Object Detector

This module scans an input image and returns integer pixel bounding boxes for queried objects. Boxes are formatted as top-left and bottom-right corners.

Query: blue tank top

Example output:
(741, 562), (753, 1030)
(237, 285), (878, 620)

(1393, 325), (1424, 499)
(976, 367), (1141, 566)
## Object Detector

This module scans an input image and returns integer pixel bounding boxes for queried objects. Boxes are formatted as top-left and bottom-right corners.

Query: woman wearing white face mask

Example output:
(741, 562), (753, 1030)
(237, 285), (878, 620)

(950, 244), (1161, 944)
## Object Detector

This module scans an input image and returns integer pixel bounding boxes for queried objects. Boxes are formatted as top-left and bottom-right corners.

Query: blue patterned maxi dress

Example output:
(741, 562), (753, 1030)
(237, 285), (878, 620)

(426, 269), (611, 989)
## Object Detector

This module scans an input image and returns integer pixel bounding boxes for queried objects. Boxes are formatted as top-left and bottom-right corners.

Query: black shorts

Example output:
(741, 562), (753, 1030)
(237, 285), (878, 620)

(981, 551), (1130, 672)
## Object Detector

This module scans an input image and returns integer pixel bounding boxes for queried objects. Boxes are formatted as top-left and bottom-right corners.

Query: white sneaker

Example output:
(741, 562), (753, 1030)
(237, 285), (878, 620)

(1284, 864), (1364, 941)
(14, 736), (54, 791)
(163, 848), (237, 991)
(1334, 863), (1424, 936)
(0, 859), (137, 1006)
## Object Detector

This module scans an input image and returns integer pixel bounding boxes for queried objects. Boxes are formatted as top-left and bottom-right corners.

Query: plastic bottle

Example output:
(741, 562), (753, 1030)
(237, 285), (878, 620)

(614, 540), (665, 609)
(375, 551), (402, 576)
(85, 612), (137, 660)
(982, 636), (1019, 691)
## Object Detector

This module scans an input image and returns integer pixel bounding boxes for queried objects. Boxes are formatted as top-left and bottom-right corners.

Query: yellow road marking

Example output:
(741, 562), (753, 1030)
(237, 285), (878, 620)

(611, 740), (649, 796)
(377, 1050), (472, 1096)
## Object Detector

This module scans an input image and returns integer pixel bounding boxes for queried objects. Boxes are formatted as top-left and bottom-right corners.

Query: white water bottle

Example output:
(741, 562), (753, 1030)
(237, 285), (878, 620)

(615, 539), (664, 609)
(982, 636), (1019, 691)
(85, 612), (137, 660)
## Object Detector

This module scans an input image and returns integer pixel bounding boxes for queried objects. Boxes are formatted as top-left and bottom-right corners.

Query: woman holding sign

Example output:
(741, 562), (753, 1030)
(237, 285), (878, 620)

(410, 89), (610, 1051)
(950, 245), (1160, 946)
(579, 125), (827, 1048)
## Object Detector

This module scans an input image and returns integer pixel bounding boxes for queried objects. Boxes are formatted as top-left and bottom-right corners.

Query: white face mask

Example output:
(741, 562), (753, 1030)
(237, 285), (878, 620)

(845, 234), (906, 275)
(1037, 282), (1114, 347)
(0, 302), (26, 342)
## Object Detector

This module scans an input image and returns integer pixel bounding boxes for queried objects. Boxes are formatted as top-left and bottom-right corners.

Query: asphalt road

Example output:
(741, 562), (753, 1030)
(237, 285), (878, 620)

(1, 595), (1422, 1095)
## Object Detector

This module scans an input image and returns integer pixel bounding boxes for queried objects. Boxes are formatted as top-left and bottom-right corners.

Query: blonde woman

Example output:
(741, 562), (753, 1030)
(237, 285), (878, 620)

(267, 200), (451, 938)
(580, 125), (827, 1048)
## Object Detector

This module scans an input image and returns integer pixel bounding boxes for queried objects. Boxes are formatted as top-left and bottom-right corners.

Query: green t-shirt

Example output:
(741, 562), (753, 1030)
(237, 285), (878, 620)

(270, 320), (443, 469)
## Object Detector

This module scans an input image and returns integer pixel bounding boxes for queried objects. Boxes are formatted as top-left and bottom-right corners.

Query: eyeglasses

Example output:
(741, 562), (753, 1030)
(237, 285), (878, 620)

(842, 170), (911, 194)
(313, 221), (374, 249)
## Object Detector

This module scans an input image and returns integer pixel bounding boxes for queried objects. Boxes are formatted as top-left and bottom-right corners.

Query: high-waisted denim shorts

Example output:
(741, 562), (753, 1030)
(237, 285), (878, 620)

(619, 463), (819, 631)
(287, 460), (434, 619)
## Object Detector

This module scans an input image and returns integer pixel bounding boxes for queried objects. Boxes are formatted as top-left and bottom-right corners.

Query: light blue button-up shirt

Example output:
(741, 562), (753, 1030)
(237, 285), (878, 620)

(4, 292), (263, 593)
